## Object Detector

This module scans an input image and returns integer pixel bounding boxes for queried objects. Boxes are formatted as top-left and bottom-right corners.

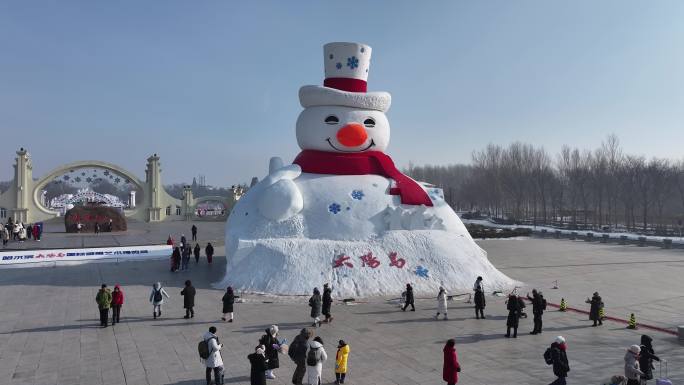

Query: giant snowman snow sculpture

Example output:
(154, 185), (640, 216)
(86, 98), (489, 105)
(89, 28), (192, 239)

(220, 42), (515, 297)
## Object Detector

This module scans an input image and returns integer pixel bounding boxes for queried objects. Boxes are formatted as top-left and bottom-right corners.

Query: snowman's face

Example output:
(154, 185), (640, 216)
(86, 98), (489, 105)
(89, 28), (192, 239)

(296, 106), (390, 153)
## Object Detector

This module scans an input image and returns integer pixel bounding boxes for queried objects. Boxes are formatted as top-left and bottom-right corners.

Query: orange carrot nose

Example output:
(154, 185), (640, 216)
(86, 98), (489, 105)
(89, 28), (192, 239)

(336, 123), (368, 147)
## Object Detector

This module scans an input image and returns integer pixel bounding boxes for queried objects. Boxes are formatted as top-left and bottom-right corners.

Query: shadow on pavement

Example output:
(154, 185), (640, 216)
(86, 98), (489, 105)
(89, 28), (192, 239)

(453, 333), (507, 344)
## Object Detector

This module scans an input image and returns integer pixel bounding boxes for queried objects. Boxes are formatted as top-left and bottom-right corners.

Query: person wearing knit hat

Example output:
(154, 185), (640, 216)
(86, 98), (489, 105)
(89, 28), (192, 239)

(259, 325), (281, 379)
(335, 340), (350, 384)
(544, 336), (569, 384)
(624, 345), (644, 385)
(248, 345), (268, 385)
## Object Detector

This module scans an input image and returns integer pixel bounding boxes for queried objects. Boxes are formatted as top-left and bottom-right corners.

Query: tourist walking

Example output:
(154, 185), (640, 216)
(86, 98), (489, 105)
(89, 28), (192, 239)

(111, 284), (124, 325)
(221, 286), (235, 322)
(435, 286), (448, 320)
(149, 282), (170, 319)
(18, 224), (26, 241)
(248, 345), (268, 385)
(322, 283), (333, 323)
(289, 328), (313, 385)
(334, 340), (349, 384)
(205, 242), (215, 264)
(306, 336), (327, 385)
(181, 280), (196, 318)
(1, 225), (8, 246)
(505, 293), (521, 338)
(166, 235), (174, 246)
(202, 326), (224, 385)
(545, 336), (570, 385)
(638, 335), (660, 383)
(259, 325), (281, 379)
(402, 283), (415, 311)
(171, 247), (181, 272)
(94, 222), (100, 234)
(180, 234), (187, 248)
(95, 284), (112, 328)
(26, 223), (32, 239)
(182, 245), (191, 270)
(442, 339), (460, 385)
(194, 243), (201, 263)
(527, 289), (546, 334)
(32, 223), (41, 241)
(309, 288), (322, 327)
(624, 345), (644, 385)
(587, 291), (604, 326)
(474, 276), (486, 319)
(192, 224), (198, 241)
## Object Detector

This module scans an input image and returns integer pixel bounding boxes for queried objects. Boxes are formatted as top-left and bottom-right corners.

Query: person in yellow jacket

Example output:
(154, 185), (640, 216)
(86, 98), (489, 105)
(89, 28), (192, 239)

(335, 340), (350, 384)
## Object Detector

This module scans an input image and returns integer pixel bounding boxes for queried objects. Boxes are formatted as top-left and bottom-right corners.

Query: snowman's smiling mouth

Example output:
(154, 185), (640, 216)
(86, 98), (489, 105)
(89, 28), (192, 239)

(326, 138), (376, 152)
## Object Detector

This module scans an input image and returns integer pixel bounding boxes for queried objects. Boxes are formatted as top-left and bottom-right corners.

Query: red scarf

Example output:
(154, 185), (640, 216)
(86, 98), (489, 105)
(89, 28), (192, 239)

(293, 150), (433, 206)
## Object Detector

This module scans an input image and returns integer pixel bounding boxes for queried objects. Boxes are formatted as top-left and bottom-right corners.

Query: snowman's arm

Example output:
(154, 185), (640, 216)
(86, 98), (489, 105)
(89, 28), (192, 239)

(257, 158), (304, 221)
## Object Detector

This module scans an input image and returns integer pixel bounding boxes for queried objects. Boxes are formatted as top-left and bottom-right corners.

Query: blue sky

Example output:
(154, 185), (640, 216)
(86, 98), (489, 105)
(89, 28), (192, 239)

(1, 1), (683, 185)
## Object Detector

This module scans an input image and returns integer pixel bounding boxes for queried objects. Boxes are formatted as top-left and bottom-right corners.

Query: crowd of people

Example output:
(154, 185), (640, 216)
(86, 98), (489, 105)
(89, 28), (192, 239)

(91, 257), (667, 385)
(2, 218), (43, 246)
(167, 226), (215, 272)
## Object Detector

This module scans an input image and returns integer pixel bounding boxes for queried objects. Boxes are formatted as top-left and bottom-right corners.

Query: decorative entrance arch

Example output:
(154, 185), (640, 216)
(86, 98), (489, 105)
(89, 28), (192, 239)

(0, 148), (183, 223)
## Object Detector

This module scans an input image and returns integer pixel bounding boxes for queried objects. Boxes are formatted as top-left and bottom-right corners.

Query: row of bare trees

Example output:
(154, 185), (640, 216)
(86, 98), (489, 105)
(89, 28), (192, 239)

(405, 135), (684, 234)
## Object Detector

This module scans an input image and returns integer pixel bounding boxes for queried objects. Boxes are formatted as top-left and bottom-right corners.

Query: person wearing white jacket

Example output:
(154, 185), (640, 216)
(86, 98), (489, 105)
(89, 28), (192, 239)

(203, 326), (224, 385)
(306, 336), (327, 385)
(149, 282), (170, 319)
(435, 287), (448, 320)
(624, 345), (644, 385)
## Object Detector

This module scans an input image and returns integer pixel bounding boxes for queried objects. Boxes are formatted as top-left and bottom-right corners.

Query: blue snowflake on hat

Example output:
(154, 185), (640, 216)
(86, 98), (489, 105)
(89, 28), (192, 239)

(347, 56), (359, 69)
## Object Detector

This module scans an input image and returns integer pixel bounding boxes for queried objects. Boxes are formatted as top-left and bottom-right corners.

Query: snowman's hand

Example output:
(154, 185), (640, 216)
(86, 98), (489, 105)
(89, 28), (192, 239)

(258, 178), (304, 221)
(263, 160), (302, 188)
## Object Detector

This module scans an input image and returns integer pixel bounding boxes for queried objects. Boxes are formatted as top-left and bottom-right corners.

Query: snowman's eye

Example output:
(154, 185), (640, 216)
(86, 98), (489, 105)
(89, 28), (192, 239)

(324, 115), (339, 124)
(363, 118), (375, 128)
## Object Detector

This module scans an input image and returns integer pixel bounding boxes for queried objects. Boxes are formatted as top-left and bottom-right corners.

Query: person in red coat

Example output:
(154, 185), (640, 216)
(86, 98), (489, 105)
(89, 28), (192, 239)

(442, 339), (461, 385)
(111, 285), (124, 325)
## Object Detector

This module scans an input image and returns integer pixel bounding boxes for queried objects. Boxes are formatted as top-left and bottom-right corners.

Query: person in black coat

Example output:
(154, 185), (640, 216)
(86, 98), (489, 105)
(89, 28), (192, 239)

(474, 276), (486, 319)
(193, 243), (201, 263)
(638, 334), (660, 381)
(205, 243), (215, 264)
(505, 294), (521, 338)
(526, 289), (546, 334)
(548, 336), (570, 384)
(180, 280), (196, 318)
(248, 345), (268, 385)
(259, 325), (280, 379)
(222, 286), (235, 322)
(171, 247), (181, 272)
(587, 292), (603, 326)
(191, 224), (198, 241)
(322, 283), (333, 323)
(402, 284), (415, 311)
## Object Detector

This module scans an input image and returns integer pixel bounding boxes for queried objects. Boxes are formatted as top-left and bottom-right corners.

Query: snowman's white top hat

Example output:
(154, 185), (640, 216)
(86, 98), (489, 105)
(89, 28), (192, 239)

(299, 42), (391, 112)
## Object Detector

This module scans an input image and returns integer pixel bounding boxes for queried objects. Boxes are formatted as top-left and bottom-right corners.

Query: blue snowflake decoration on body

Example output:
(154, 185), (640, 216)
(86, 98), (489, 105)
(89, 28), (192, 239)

(328, 203), (341, 214)
(86, 177), (92, 183)
(347, 56), (359, 69)
(415, 265), (430, 278)
(63, 175), (70, 181)
(114, 177), (120, 183)
(336, 62), (342, 70)
(351, 190), (364, 200)
(74, 177), (81, 183)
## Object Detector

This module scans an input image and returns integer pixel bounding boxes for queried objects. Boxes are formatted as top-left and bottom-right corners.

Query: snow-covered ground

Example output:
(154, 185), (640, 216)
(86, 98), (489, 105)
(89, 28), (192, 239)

(462, 218), (684, 244)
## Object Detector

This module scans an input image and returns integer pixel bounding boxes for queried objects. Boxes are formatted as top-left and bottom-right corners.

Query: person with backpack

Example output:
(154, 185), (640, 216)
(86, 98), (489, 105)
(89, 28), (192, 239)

(248, 345), (268, 385)
(259, 325), (281, 379)
(442, 338), (460, 385)
(95, 284), (112, 328)
(221, 286), (235, 322)
(289, 328), (314, 385)
(474, 276), (486, 319)
(402, 283), (415, 311)
(435, 287), (448, 320)
(111, 284), (124, 325)
(505, 293), (521, 338)
(309, 288), (322, 328)
(527, 289), (546, 334)
(544, 336), (570, 385)
(306, 336), (327, 385)
(638, 335), (660, 383)
(205, 242), (215, 264)
(181, 280), (196, 319)
(322, 283), (333, 324)
(194, 243), (201, 263)
(334, 340), (350, 385)
(624, 345), (644, 385)
(149, 282), (170, 319)
(586, 291), (604, 326)
(200, 326), (224, 385)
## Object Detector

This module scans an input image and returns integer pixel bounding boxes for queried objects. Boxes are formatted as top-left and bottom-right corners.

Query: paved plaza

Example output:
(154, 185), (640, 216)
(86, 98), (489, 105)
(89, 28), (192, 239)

(0, 230), (683, 384)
